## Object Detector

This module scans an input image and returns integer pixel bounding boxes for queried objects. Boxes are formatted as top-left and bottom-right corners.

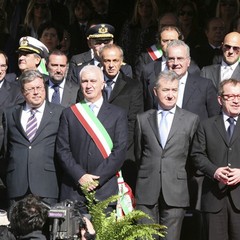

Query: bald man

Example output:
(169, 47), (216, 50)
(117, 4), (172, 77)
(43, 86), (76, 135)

(201, 31), (240, 88)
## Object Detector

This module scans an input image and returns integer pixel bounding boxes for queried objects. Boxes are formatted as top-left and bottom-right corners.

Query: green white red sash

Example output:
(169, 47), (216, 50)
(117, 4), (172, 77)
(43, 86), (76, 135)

(71, 101), (113, 158)
(147, 44), (163, 60)
(71, 101), (135, 219)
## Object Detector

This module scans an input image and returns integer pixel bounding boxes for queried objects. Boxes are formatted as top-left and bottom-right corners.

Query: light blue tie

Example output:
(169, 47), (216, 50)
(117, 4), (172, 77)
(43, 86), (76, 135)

(159, 111), (169, 148)
(89, 103), (96, 115)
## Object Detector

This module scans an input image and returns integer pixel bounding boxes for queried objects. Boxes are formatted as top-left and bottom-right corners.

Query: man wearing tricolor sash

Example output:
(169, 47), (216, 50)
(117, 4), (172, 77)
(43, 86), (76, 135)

(56, 65), (128, 213)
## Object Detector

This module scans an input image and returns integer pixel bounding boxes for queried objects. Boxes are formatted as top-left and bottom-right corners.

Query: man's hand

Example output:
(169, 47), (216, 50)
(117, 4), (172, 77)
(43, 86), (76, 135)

(226, 168), (240, 185)
(214, 166), (229, 184)
(79, 174), (99, 191)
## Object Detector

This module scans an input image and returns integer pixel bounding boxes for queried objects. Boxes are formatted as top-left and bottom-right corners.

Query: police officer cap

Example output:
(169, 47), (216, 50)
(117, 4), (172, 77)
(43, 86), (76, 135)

(87, 24), (115, 40)
(18, 36), (49, 59)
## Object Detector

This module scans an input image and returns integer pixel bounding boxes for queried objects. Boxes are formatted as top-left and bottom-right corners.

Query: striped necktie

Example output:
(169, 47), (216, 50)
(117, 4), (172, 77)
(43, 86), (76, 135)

(26, 109), (38, 142)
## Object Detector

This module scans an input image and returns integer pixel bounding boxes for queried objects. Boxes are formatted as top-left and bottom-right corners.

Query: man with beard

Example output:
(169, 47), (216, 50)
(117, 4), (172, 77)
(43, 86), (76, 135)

(46, 50), (79, 108)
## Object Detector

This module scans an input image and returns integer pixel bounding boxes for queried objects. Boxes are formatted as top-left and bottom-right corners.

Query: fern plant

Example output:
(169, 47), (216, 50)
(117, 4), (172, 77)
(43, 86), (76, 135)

(82, 187), (167, 240)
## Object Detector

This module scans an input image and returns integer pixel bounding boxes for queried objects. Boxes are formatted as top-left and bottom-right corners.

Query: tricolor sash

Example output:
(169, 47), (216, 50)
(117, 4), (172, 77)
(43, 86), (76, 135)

(71, 101), (135, 218)
(71, 101), (113, 158)
(147, 44), (163, 61)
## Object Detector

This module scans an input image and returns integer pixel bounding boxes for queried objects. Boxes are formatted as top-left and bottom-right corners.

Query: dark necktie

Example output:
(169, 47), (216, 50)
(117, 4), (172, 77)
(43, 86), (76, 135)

(227, 117), (235, 141)
(26, 109), (37, 142)
(51, 84), (60, 104)
(105, 79), (113, 100)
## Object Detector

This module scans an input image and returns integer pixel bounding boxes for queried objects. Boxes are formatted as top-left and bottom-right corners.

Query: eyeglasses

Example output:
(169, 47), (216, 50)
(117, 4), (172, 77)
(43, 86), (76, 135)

(179, 10), (194, 17)
(0, 64), (7, 70)
(223, 44), (240, 53)
(24, 86), (44, 94)
(34, 3), (48, 9)
(167, 57), (188, 63)
(222, 94), (240, 101)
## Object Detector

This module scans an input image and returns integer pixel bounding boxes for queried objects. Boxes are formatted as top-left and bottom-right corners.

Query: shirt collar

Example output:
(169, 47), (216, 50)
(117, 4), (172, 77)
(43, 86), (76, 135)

(49, 79), (65, 88)
(179, 72), (188, 84)
(104, 72), (119, 83)
(157, 105), (176, 114)
(223, 112), (238, 122)
(85, 97), (104, 109)
(221, 60), (239, 70)
(25, 100), (46, 113)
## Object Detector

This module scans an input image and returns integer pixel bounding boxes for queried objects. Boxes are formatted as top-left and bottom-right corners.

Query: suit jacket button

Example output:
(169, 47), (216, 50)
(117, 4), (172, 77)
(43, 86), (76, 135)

(229, 147), (232, 151)
(29, 146), (32, 149)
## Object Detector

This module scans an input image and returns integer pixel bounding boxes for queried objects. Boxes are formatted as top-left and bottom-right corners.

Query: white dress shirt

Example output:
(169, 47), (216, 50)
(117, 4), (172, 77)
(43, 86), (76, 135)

(176, 72), (188, 108)
(48, 79), (65, 103)
(21, 101), (46, 131)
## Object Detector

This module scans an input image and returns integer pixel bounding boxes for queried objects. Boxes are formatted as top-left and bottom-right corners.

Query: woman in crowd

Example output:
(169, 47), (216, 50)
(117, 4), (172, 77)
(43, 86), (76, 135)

(119, 0), (158, 72)
(177, 0), (204, 50)
(18, 0), (51, 39)
(38, 21), (63, 53)
(216, 0), (239, 33)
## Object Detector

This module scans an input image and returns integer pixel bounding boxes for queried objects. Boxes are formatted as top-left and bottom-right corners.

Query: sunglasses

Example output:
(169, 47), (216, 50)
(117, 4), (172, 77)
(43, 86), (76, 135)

(92, 39), (112, 45)
(179, 10), (194, 17)
(34, 3), (48, 9)
(223, 44), (240, 52)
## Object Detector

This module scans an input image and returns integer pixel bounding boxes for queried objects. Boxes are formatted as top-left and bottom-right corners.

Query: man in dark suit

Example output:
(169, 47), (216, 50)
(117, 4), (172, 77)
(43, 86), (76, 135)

(135, 70), (199, 240)
(2, 70), (64, 205)
(191, 78), (240, 240)
(46, 50), (79, 108)
(192, 17), (225, 69)
(56, 65), (128, 213)
(201, 32), (240, 88)
(68, 23), (132, 83)
(135, 25), (184, 80)
(100, 44), (143, 190)
(0, 51), (24, 209)
(143, 40), (220, 120)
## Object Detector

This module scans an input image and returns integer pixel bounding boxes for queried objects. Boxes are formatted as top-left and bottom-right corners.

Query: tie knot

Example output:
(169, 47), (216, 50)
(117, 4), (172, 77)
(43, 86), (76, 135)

(161, 110), (169, 117)
(52, 84), (59, 91)
(30, 109), (37, 115)
(228, 117), (235, 125)
(106, 79), (113, 87)
(89, 103), (96, 112)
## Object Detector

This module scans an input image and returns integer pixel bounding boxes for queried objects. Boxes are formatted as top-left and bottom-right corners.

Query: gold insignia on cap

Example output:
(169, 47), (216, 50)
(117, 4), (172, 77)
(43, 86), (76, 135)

(98, 24), (108, 34)
(21, 37), (29, 47)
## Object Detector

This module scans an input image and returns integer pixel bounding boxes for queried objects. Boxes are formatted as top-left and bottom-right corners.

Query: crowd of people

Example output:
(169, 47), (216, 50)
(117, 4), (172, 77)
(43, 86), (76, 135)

(0, 0), (240, 240)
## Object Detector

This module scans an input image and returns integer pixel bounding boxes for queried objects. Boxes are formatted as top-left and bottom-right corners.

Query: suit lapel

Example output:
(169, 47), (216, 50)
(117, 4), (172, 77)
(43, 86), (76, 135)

(232, 64), (240, 80)
(183, 74), (196, 106)
(166, 107), (183, 144)
(213, 115), (229, 145)
(230, 116), (240, 145)
(12, 104), (27, 139)
(148, 110), (161, 145)
(215, 65), (221, 87)
(32, 102), (55, 141)
(97, 101), (111, 124)
(61, 80), (72, 106)
(108, 72), (126, 102)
